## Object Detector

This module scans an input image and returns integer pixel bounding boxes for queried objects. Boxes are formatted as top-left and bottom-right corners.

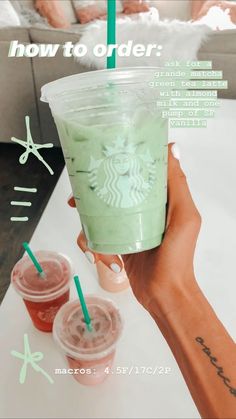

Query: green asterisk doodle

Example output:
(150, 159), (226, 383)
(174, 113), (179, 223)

(11, 333), (54, 384)
(11, 115), (54, 175)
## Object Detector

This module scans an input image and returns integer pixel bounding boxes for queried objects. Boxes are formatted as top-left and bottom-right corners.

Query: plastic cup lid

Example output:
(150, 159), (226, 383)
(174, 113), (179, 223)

(41, 67), (161, 103)
(11, 251), (72, 302)
(53, 296), (123, 360)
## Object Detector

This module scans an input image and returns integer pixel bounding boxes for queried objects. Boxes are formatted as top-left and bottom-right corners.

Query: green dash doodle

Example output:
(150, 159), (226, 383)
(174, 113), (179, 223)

(11, 334), (54, 384)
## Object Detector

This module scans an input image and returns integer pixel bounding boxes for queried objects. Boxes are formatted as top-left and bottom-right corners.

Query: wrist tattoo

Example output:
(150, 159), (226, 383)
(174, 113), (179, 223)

(195, 337), (236, 398)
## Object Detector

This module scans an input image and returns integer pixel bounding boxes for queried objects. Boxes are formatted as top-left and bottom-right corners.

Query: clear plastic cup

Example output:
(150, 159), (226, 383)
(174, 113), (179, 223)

(53, 296), (123, 385)
(11, 251), (72, 332)
(96, 260), (129, 293)
(41, 68), (168, 254)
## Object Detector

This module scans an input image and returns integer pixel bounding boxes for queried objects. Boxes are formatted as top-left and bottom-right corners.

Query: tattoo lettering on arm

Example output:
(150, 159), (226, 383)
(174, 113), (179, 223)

(195, 337), (236, 398)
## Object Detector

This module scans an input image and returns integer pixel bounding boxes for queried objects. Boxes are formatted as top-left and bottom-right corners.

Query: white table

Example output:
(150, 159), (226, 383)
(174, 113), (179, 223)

(1, 99), (236, 419)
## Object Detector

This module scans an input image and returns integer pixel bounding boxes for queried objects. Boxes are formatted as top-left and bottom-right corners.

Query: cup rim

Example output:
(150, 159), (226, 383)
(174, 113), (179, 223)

(11, 251), (73, 302)
(41, 66), (162, 103)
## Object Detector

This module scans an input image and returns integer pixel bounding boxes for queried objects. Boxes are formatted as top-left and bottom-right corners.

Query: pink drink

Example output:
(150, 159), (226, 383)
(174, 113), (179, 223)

(11, 251), (72, 332)
(96, 261), (129, 292)
(53, 296), (123, 385)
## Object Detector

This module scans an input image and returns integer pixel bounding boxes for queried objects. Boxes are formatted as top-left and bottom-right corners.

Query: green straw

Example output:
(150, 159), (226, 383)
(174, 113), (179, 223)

(74, 275), (93, 332)
(107, 0), (116, 69)
(22, 242), (45, 278)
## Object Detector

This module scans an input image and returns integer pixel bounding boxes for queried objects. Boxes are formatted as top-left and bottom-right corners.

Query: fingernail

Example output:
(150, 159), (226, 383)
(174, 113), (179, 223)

(171, 143), (180, 160)
(85, 251), (95, 264)
(110, 263), (121, 273)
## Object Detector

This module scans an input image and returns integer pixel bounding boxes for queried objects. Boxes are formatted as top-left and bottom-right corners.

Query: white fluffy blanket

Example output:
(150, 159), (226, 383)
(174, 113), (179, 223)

(77, 8), (211, 69)
(196, 5), (236, 30)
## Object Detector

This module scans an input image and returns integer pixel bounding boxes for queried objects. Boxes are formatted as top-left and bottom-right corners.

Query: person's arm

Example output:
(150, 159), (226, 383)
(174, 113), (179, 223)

(69, 143), (236, 418)
(191, 0), (221, 20)
(219, 1), (236, 23)
(191, 0), (206, 19)
(128, 144), (236, 417)
(149, 282), (236, 418)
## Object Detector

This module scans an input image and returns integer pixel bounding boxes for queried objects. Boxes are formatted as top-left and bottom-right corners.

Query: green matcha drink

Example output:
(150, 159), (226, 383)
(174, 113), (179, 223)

(41, 68), (168, 254)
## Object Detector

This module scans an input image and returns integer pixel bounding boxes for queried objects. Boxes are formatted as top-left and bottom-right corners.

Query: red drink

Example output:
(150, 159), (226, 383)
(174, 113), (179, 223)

(23, 288), (70, 332)
(11, 251), (72, 332)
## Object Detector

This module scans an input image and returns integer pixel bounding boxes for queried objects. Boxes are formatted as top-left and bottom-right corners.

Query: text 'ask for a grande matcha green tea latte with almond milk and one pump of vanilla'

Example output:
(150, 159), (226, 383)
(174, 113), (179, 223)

(41, 68), (168, 254)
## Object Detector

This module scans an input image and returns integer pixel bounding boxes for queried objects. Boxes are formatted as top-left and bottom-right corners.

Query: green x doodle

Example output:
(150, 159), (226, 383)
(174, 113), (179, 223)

(11, 333), (54, 384)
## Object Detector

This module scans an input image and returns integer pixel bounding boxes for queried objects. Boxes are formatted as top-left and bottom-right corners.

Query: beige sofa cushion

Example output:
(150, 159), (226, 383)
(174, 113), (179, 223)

(11, 0), (36, 11)
(0, 40), (41, 143)
(60, 0), (77, 23)
(0, 27), (30, 42)
(149, 0), (191, 21)
(198, 51), (236, 99)
(29, 26), (85, 44)
(198, 29), (236, 99)
(200, 29), (236, 54)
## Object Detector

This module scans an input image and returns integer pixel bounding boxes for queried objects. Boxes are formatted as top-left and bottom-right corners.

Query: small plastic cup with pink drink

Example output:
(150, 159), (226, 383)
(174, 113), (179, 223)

(53, 295), (123, 385)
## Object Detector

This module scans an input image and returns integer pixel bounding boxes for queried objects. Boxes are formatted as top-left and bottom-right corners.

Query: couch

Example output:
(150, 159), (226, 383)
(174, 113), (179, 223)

(1, 0), (236, 146)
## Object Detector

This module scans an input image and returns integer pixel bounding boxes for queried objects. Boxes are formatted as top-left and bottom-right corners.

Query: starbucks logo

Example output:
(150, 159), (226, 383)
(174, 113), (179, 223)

(88, 137), (156, 208)
(37, 306), (59, 323)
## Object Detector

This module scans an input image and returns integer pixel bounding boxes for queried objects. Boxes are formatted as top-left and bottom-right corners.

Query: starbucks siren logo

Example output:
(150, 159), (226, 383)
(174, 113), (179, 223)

(88, 137), (156, 208)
